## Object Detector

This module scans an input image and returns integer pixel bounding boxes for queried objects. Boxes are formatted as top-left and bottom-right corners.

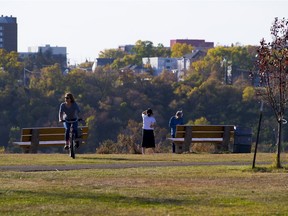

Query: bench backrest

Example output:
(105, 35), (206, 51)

(175, 125), (235, 139)
(21, 126), (89, 142)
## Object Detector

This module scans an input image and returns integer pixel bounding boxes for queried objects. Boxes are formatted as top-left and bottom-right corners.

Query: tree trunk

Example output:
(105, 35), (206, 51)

(276, 120), (282, 168)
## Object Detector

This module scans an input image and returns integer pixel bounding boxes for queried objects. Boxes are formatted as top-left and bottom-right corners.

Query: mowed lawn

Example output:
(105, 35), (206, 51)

(0, 153), (288, 215)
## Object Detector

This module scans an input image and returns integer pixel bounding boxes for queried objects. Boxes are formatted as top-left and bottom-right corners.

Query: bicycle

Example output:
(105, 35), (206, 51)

(61, 118), (84, 159)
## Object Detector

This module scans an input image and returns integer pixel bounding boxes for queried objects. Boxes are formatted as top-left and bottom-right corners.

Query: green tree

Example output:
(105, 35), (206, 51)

(0, 49), (22, 78)
(111, 54), (137, 69)
(98, 48), (126, 59)
(154, 43), (171, 57)
(133, 40), (155, 64)
(187, 45), (257, 85)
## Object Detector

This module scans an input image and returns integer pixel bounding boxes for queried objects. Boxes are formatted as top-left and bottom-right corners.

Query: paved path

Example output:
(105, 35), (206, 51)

(0, 161), (269, 172)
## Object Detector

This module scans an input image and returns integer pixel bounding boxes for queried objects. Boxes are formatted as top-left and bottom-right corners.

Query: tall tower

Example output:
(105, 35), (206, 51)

(0, 15), (17, 52)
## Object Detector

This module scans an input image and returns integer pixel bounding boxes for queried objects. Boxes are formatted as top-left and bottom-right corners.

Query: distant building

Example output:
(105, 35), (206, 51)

(120, 64), (144, 73)
(118, 45), (134, 54)
(27, 44), (66, 56)
(142, 50), (207, 80)
(231, 67), (260, 86)
(19, 44), (67, 69)
(170, 39), (214, 50)
(92, 58), (115, 71)
(19, 44), (67, 60)
(0, 15), (17, 52)
(142, 57), (178, 76)
(183, 49), (206, 62)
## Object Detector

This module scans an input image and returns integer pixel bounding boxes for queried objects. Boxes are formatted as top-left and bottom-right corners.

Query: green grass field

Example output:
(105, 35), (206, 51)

(0, 153), (288, 215)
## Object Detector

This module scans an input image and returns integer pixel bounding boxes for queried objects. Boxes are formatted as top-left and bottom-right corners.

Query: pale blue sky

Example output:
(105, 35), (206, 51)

(2, 0), (288, 64)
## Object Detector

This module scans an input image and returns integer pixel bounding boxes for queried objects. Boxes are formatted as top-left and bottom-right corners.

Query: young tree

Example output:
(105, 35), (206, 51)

(256, 17), (288, 168)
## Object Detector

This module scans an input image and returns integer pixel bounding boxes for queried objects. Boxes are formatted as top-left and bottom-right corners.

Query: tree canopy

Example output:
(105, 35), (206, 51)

(0, 42), (279, 154)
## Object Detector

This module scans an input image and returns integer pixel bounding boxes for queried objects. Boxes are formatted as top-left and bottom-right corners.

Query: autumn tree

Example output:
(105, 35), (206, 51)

(171, 43), (193, 57)
(98, 48), (126, 59)
(256, 17), (288, 168)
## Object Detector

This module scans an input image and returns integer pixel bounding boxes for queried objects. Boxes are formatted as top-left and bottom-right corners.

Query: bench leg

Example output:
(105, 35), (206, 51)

(222, 126), (231, 152)
(175, 143), (183, 154)
(183, 126), (192, 152)
(30, 129), (39, 153)
(23, 147), (30, 153)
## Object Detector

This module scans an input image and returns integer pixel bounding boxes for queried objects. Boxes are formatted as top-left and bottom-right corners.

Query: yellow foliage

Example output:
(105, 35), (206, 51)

(242, 86), (255, 102)
(194, 117), (210, 125)
(0, 146), (5, 154)
(171, 43), (193, 58)
(187, 117), (210, 125)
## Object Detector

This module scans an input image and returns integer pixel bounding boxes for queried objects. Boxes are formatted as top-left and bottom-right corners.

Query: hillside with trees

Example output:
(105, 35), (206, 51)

(0, 43), (283, 154)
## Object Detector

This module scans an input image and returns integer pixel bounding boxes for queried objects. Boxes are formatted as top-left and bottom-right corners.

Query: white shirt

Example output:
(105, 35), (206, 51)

(142, 114), (156, 130)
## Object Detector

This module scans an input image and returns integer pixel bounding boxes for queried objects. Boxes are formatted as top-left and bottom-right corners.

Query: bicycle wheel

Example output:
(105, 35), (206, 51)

(69, 136), (75, 159)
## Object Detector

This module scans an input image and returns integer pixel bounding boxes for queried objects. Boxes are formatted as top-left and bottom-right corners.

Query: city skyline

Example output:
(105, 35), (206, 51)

(2, 0), (288, 64)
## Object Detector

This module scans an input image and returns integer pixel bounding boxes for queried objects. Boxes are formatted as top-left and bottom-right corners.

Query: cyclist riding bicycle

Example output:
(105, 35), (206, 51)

(59, 93), (81, 150)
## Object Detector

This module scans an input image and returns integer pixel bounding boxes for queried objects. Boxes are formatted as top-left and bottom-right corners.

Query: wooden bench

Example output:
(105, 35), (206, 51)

(168, 125), (235, 153)
(13, 126), (89, 153)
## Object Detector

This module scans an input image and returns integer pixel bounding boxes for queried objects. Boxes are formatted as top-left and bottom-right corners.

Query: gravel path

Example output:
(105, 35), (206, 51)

(0, 161), (267, 172)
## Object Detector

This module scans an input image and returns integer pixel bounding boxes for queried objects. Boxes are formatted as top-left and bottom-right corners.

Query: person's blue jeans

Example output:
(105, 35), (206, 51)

(64, 121), (78, 141)
(172, 134), (176, 153)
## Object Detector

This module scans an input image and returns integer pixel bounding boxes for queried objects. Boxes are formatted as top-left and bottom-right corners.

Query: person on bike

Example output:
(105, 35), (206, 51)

(59, 93), (81, 150)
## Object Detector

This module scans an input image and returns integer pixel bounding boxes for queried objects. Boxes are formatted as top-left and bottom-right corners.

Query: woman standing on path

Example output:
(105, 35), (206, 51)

(141, 108), (156, 154)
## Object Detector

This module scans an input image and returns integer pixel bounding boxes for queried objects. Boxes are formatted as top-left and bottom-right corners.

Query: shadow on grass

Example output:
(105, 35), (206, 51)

(80, 156), (179, 163)
(9, 189), (191, 207)
(82, 157), (132, 161)
(242, 166), (288, 173)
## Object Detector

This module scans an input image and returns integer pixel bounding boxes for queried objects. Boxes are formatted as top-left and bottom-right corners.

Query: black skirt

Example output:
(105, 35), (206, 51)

(142, 129), (155, 148)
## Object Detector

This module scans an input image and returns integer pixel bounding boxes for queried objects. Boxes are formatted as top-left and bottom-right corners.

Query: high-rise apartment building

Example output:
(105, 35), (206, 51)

(0, 15), (17, 52)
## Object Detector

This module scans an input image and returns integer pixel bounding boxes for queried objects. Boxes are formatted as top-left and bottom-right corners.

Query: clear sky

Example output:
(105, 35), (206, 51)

(2, 0), (288, 65)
